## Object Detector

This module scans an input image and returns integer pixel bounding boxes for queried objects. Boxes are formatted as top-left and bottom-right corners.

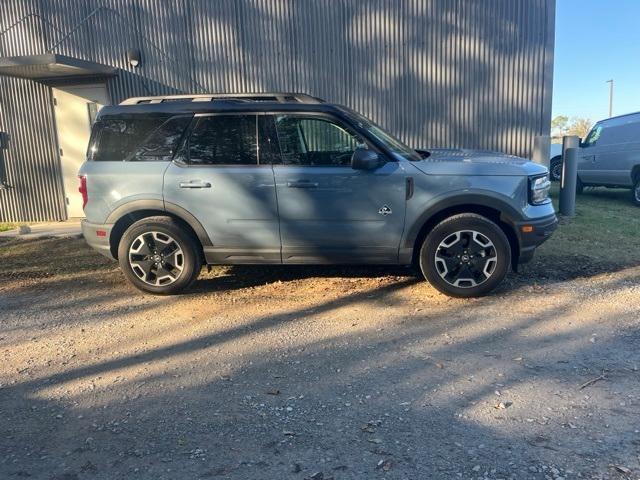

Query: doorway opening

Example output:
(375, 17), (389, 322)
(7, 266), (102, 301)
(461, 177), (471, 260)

(52, 83), (109, 218)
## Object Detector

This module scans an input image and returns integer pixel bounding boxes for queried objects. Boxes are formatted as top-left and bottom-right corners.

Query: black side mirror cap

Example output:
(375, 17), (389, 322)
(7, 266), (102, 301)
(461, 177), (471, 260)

(351, 148), (383, 170)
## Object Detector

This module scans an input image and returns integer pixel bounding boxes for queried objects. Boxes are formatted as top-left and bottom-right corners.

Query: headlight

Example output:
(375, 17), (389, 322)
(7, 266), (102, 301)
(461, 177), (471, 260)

(529, 174), (550, 205)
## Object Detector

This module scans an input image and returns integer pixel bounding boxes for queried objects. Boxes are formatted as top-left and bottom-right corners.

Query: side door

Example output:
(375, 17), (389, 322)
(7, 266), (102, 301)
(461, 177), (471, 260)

(163, 113), (281, 263)
(578, 123), (603, 184)
(593, 121), (640, 186)
(267, 113), (407, 264)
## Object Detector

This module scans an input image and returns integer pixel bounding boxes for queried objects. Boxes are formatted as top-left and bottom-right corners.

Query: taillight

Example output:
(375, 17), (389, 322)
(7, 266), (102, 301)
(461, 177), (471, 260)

(78, 175), (88, 210)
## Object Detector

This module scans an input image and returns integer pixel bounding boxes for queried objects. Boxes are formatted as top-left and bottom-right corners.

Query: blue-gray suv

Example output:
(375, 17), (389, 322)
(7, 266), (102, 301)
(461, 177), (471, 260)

(79, 93), (557, 297)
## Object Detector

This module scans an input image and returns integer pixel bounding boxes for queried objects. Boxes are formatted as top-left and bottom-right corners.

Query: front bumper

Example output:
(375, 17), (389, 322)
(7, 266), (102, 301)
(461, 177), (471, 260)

(515, 213), (558, 264)
(81, 220), (115, 260)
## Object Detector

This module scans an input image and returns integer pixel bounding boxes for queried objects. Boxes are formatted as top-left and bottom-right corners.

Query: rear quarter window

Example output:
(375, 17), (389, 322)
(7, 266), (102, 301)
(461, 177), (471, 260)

(88, 114), (191, 162)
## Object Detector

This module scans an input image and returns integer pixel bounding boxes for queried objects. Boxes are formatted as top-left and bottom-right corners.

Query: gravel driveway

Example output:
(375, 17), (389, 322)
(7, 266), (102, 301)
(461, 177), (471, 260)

(1, 237), (639, 480)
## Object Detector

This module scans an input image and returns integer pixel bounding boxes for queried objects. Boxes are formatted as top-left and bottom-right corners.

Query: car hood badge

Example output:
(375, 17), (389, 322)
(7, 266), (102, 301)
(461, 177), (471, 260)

(378, 205), (392, 216)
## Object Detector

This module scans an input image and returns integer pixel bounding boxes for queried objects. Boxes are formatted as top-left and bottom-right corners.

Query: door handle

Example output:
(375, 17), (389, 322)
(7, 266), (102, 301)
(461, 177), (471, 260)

(179, 181), (211, 189)
(287, 180), (319, 188)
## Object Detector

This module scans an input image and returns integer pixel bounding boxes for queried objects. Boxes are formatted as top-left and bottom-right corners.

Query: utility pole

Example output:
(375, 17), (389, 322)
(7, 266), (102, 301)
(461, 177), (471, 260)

(606, 79), (614, 117)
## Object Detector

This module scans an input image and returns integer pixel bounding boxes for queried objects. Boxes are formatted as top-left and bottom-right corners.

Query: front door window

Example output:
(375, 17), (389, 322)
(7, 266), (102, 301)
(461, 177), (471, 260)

(273, 115), (367, 166)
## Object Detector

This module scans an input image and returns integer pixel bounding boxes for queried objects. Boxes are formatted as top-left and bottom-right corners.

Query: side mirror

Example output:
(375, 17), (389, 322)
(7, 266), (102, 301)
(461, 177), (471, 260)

(351, 148), (383, 170)
(0, 132), (9, 149)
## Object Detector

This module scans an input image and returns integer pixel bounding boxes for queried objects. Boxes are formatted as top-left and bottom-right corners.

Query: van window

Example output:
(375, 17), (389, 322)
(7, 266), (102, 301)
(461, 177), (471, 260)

(89, 115), (170, 161)
(582, 124), (602, 147)
(187, 115), (258, 165)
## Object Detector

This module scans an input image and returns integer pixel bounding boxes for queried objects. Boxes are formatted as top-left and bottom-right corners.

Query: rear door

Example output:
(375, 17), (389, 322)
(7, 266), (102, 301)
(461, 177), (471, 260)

(163, 114), (281, 263)
(267, 113), (407, 264)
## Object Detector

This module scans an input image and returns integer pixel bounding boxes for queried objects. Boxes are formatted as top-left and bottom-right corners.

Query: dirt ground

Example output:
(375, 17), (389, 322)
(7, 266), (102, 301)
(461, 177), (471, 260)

(1, 196), (640, 479)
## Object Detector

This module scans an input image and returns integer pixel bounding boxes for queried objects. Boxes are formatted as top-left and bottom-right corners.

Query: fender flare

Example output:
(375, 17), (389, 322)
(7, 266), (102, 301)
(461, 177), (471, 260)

(402, 191), (522, 250)
(105, 199), (213, 246)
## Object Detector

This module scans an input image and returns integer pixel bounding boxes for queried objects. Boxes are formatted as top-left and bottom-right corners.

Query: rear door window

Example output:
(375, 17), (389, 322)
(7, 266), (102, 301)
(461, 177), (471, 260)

(131, 116), (192, 162)
(187, 115), (258, 165)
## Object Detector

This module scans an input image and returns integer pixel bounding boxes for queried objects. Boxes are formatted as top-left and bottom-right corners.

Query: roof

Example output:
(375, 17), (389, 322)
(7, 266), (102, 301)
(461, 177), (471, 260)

(596, 111), (640, 125)
(0, 54), (116, 84)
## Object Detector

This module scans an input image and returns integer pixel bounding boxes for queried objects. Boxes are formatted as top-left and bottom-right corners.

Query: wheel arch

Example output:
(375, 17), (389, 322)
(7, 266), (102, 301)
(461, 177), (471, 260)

(631, 164), (640, 183)
(405, 195), (521, 269)
(106, 200), (212, 259)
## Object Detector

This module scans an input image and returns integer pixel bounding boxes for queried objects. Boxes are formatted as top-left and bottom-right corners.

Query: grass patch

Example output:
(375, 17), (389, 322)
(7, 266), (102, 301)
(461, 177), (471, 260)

(0, 223), (18, 232)
(534, 184), (640, 274)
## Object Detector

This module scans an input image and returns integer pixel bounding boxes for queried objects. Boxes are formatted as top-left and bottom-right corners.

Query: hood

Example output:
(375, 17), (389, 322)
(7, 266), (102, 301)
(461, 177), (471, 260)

(411, 148), (548, 176)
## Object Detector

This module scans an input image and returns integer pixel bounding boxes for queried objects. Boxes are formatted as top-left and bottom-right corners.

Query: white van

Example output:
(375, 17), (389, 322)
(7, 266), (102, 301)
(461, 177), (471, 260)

(577, 112), (640, 205)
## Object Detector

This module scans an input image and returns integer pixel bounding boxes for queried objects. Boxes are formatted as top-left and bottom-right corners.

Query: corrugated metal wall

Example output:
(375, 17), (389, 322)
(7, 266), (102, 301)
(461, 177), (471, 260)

(0, 0), (555, 222)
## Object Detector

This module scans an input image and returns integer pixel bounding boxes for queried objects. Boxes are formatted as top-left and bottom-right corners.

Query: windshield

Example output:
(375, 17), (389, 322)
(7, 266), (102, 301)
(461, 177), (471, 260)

(340, 108), (423, 161)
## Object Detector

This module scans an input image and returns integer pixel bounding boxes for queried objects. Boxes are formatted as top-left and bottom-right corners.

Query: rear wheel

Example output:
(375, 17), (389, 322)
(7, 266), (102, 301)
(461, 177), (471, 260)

(632, 177), (640, 206)
(419, 213), (511, 298)
(117, 216), (202, 294)
(576, 176), (584, 195)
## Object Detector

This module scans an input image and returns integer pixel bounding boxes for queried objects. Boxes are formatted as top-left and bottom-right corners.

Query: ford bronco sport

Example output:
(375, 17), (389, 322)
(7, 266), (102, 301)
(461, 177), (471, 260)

(79, 92), (557, 297)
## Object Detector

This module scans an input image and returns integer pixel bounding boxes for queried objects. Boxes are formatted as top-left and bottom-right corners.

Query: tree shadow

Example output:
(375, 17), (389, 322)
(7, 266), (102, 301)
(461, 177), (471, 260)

(1, 272), (638, 479)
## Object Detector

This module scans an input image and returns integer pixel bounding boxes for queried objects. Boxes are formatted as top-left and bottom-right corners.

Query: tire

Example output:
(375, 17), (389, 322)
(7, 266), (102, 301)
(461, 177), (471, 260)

(632, 177), (640, 206)
(576, 176), (584, 195)
(419, 213), (511, 298)
(550, 156), (562, 182)
(117, 216), (202, 294)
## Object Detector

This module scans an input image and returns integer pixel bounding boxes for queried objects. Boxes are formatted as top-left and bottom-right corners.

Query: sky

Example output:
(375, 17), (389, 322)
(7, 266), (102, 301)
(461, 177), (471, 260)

(552, 0), (640, 122)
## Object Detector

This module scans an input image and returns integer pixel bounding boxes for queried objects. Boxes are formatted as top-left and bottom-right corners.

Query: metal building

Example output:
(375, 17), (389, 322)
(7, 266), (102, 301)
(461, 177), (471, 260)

(0, 0), (555, 222)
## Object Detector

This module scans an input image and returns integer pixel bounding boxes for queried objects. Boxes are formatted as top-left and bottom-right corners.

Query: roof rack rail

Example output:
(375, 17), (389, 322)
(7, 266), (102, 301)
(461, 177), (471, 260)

(120, 92), (324, 105)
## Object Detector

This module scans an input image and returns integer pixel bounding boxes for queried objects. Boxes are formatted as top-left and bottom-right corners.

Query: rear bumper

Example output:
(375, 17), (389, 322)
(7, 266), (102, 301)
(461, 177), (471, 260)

(515, 213), (558, 264)
(81, 220), (115, 260)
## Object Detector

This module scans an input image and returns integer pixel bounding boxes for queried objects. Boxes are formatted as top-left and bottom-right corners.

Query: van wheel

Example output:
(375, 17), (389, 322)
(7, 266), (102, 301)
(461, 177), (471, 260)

(550, 156), (562, 182)
(576, 176), (584, 195)
(117, 216), (202, 294)
(419, 213), (511, 298)
(632, 178), (640, 206)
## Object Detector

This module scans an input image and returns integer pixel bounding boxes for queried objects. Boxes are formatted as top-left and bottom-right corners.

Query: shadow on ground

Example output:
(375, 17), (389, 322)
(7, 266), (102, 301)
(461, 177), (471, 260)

(1, 258), (639, 479)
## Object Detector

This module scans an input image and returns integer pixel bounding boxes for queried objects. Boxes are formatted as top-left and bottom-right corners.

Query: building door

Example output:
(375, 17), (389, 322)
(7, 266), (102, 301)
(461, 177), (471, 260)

(52, 84), (109, 218)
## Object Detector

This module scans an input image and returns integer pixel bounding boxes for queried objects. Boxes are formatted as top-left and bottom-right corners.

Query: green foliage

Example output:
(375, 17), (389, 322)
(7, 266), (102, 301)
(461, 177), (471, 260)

(551, 115), (593, 142)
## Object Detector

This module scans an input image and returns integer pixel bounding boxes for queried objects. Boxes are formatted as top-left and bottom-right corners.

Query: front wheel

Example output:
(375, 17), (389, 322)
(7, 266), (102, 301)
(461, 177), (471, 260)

(117, 216), (202, 294)
(632, 177), (640, 206)
(419, 213), (511, 298)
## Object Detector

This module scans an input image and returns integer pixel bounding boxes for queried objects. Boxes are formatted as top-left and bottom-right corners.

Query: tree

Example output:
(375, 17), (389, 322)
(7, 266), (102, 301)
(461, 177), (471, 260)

(551, 115), (592, 141)
(551, 115), (569, 142)
(566, 117), (593, 139)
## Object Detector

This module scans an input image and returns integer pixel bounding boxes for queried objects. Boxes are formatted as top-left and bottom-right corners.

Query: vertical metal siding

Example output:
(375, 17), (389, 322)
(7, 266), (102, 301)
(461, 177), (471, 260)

(0, 0), (66, 222)
(0, 0), (555, 223)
